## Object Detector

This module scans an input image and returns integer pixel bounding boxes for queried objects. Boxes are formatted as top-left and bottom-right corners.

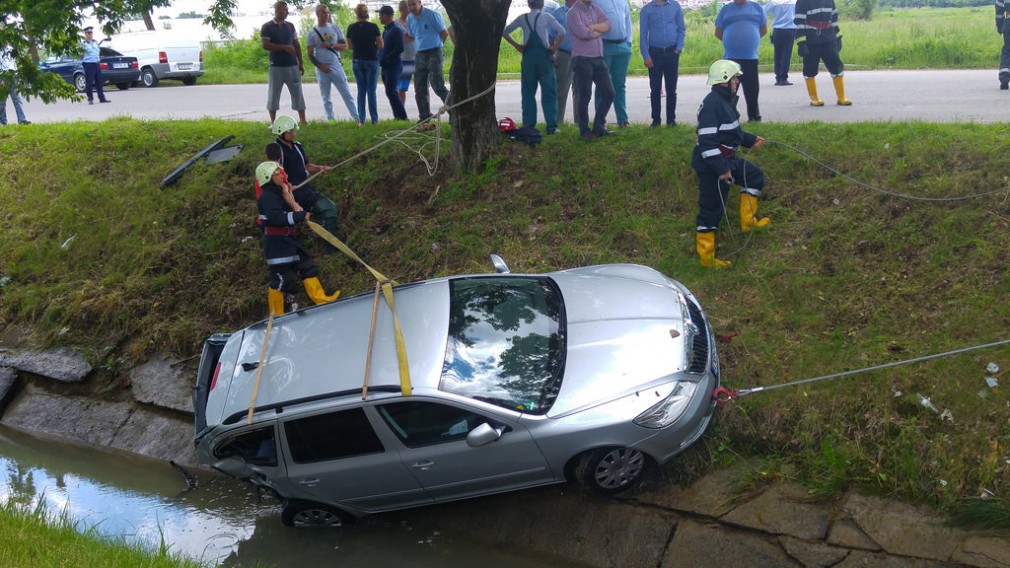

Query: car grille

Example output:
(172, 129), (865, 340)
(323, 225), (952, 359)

(685, 299), (710, 374)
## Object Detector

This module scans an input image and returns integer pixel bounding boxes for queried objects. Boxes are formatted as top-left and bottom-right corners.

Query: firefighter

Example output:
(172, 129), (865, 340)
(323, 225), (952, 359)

(256, 161), (340, 315)
(794, 0), (851, 106)
(691, 60), (769, 268)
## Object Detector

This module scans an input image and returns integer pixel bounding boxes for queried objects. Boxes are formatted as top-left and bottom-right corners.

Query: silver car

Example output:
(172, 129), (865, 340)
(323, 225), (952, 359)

(193, 259), (720, 527)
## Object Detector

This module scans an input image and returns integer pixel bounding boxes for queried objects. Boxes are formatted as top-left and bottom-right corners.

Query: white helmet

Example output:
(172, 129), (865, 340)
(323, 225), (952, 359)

(707, 59), (743, 86)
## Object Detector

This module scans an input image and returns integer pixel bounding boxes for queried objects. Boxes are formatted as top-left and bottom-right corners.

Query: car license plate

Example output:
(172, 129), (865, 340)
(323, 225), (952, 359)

(113, 63), (128, 69)
(178, 64), (192, 70)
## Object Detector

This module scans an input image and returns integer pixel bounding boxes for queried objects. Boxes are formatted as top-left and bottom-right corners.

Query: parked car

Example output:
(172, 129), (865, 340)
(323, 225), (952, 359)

(192, 258), (720, 528)
(108, 31), (203, 88)
(39, 47), (140, 92)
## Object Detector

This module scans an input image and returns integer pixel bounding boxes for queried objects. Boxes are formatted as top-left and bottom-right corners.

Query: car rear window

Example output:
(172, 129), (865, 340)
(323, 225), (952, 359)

(284, 408), (384, 464)
(439, 276), (565, 415)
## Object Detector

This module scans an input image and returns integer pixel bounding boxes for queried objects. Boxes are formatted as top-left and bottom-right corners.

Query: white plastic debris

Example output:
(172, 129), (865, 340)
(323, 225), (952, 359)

(0, 276), (11, 287)
(940, 479), (948, 487)
(940, 409), (954, 423)
(981, 489), (995, 499)
(978, 389), (989, 399)
(986, 362), (1000, 374)
(61, 235), (76, 249)
(986, 376), (999, 389)
(893, 390), (902, 398)
(241, 236), (254, 243)
(916, 393), (939, 413)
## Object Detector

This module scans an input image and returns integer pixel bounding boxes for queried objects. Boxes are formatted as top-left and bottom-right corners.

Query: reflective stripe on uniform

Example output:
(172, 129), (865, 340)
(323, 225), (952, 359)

(701, 148), (722, 158)
(741, 187), (762, 197)
(719, 120), (740, 130)
(698, 127), (717, 135)
(266, 255), (300, 265)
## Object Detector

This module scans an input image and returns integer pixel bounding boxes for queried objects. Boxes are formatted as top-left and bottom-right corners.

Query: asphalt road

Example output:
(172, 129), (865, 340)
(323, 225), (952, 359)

(11, 69), (1010, 126)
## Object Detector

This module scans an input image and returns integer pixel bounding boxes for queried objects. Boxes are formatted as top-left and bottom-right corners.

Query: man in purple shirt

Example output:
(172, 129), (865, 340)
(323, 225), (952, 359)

(567, 0), (615, 141)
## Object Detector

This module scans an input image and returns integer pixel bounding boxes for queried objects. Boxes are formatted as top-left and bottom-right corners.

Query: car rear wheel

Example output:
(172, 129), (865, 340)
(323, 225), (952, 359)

(181, 77), (197, 86)
(281, 500), (351, 528)
(141, 68), (159, 88)
(576, 447), (647, 495)
(115, 82), (131, 90)
(74, 73), (86, 92)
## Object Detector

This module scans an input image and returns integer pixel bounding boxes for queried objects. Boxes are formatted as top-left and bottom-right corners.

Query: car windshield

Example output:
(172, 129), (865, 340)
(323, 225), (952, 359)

(439, 276), (565, 415)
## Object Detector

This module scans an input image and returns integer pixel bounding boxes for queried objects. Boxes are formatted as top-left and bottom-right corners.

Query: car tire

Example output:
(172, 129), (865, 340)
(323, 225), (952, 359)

(115, 82), (131, 90)
(181, 77), (197, 86)
(74, 73), (86, 92)
(575, 447), (647, 495)
(141, 68), (159, 88)
(280, 500), (351, 528)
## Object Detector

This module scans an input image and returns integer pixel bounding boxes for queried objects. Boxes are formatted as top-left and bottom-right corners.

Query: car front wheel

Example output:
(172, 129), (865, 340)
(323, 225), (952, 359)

(141, 68), (159, 88)
(576, 447), (647, 495)
(74, 73), (86, 92)
(281, 500), (351, 528)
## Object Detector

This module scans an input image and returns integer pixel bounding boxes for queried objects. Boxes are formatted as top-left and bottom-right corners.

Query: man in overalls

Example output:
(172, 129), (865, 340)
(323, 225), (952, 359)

(503, 0), (566, 134)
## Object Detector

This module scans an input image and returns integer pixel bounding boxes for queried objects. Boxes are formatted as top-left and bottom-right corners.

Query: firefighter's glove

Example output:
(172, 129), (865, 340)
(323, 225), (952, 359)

(999, 18), (1005, 34)
(836, 34), (843, 52)
(797, 39), (808, 58)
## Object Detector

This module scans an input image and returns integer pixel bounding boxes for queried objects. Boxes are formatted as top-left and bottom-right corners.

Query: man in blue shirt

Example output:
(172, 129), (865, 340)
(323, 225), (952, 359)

(593, 0), (633, 128)
(549, 0), (576, 124)
(80, 27), (110, 105)
(406, 0), (450, 122)
(504, 0), (566, 134)
(378, 5), (409, 120)
(715, 0), (766, 122)
(640, 0), (685, 127)
(766, 0), (797, 86)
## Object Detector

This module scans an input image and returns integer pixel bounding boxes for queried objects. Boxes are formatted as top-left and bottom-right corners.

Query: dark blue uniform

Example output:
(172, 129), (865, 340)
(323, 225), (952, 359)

(275, 137), (340, 249)
(258, 181), (319, 293)
(691, 85), (765, 232)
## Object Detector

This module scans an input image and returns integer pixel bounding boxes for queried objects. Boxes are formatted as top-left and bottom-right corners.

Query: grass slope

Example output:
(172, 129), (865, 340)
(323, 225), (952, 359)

(1, 118), (1009, 517)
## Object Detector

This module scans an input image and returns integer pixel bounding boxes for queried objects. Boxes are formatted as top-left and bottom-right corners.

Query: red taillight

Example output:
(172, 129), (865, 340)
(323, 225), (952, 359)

(99, 62), (108, 70)
(209, 361), (222, 392)
(131, 61), (138, 69)
(199, 51), (203, 62)
(158, 51), (168, 64)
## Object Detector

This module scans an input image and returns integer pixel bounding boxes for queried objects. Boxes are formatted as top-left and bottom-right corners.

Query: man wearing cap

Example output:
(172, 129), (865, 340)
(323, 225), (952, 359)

(307, 3), (359, 123)
(405, 0), (449, 122)
(81, 27), (110, 105)
(378, 6), (409, 120)
(503, 0), (565, 135)
(261, 1), (307, 125)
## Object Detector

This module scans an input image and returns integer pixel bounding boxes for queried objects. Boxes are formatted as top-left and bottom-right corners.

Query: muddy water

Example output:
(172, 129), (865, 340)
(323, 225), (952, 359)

(0, 426), (581, 567)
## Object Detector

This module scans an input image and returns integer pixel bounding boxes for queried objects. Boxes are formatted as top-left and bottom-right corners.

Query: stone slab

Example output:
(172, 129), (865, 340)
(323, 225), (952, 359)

(112, 408), (200, 467)
(664, 519), (802, 568)
(638, 460), (760, 518)
(826, 518), (882, 551)
(843, 492), (966, 561)
(0, 347), (92, 383)
(951, 535), (1010, 568)
(779, 535), (851, 568)
(129, 352), (195, 414)
(1, 384), (130, 446)
(721, 483), (831, 541)
(0, 367), (16, 412)
(834, 550), (957, 568)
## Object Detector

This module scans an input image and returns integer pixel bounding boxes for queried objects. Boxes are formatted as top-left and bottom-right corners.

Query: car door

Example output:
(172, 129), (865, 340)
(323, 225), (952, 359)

(273, 406), (432, 514)
(374, 399), (554, 503)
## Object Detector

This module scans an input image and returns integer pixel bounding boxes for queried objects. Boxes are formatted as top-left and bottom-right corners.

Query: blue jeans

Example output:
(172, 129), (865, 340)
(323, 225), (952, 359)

(317, 62), (359, 122)
(352, 59), (379, 124)
(0, 83), (28, 124)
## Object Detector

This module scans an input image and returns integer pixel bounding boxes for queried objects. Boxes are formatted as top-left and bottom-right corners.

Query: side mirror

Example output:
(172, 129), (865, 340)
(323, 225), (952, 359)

(490, 254), (510, 274)
(466, 422), (505, 447)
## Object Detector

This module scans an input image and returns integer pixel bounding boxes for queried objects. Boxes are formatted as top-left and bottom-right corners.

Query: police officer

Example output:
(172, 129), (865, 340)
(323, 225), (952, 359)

(256, 161), (340, 315)
(692, 60), (769, 268)
(270, 115), (340, 252)
(81, 27), (110, 105)
(794, 0), (851, 105)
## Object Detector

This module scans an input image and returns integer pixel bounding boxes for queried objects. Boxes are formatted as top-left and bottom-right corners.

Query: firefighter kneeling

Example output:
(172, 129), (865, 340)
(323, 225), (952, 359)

(256, 161), (340, 315)
(691, 60), (770, 268)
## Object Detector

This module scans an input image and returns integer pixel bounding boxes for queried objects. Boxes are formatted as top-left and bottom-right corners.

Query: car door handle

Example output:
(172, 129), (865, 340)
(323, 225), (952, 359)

(297, 478), (320, 486)
(411, 460), (435, 471)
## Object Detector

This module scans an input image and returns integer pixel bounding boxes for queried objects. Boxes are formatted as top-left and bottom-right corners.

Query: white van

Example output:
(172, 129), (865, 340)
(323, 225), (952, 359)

(109, 31), (203, 88)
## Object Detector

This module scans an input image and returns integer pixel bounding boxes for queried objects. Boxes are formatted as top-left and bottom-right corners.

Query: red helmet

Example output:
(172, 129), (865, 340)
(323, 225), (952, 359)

(498, 117), (517, 132)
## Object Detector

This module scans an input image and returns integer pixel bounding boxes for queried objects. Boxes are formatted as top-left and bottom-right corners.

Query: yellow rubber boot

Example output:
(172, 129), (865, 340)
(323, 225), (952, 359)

(740, 194), (772, 232)
(303, 277), (340, 305)
(805, 77), (824, 107)
(268, 288), (285, 316)
(696, 232), (731, 268)
(832, 75), (852, 106)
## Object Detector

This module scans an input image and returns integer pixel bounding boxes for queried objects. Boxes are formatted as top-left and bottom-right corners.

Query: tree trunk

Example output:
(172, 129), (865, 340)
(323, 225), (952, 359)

(143, 10), (156, 31)
(440, 0), (511, 174)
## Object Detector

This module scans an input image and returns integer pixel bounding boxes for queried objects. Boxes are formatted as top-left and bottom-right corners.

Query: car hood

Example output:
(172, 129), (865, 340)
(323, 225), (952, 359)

(548, 265), (692, 417)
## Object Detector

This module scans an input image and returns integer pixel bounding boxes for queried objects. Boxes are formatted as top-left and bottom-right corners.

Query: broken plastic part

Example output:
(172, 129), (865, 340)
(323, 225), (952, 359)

(987, 362), (1000, 374)
(916, 393), (938, 413)
(940, 409), (954, 423)
(985, 376), (999, 388)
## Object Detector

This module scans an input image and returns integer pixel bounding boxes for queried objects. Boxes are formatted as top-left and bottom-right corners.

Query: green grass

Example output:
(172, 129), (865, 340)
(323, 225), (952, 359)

(0, 497), (204, 567)
(201, 6), (1005, 84)
(1, 118), (1009, 522)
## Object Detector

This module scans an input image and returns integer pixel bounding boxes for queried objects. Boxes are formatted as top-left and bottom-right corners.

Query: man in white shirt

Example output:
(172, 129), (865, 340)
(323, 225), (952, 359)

(306, 4), (360, 123)
(0, 46), (29, 125)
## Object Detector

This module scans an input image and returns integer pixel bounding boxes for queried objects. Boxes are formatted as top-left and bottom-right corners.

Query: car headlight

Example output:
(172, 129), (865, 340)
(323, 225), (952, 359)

(633, 382), (697, 429)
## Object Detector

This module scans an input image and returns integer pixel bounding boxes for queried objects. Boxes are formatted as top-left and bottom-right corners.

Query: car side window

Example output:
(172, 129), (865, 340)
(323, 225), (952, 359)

(214, 426), (278, 467)
(377, 401), (486, 448)
(284, 407), (384, 464)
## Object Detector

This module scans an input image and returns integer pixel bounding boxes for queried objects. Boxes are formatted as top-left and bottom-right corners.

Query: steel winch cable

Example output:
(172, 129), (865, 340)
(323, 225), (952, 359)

(712, 338), (1010, 404)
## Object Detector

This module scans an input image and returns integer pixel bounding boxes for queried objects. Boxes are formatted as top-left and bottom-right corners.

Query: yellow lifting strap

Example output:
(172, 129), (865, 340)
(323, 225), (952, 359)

(306, 220), (412, 397)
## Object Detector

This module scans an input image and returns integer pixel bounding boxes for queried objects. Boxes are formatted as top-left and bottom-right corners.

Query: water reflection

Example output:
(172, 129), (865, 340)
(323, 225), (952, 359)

(0, 426), (580, 567)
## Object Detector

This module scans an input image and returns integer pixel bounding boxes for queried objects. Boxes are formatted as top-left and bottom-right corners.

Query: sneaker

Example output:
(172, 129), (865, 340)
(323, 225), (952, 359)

(99, 99), (111, 104)
(618, 121), (630, 128)
(593, 129), (616, 138)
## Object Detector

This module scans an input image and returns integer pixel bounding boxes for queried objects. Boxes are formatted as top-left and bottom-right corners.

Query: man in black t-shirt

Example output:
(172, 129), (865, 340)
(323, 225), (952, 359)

(261, 1), (307, 124)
